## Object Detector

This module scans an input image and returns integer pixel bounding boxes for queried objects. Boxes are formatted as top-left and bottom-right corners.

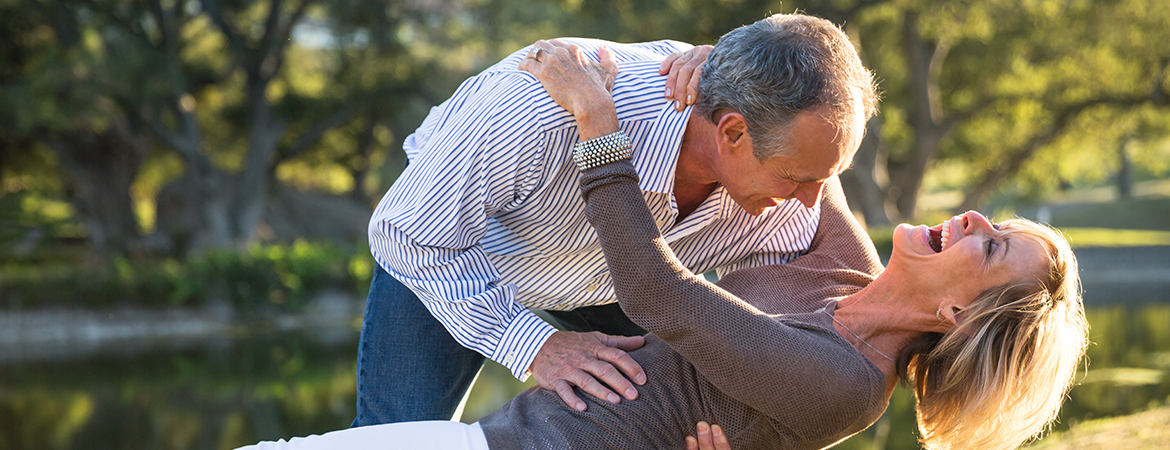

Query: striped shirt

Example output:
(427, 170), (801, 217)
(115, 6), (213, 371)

(368, 38), (820, 380)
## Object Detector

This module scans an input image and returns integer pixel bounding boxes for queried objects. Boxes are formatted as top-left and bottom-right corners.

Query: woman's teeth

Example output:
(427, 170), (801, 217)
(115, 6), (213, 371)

(939, 215), (960, 251)
(941, 221), (950, 251)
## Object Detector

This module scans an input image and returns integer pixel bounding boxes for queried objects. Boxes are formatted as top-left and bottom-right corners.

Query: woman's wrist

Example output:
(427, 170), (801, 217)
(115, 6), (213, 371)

(571, 96), (620, 141)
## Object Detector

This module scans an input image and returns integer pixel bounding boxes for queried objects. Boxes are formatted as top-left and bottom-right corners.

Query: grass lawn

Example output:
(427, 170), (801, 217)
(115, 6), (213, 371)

(1047, 197), (1170, 232)
(1026, 406), (1170, 450)
(868, 187), (1170, 254)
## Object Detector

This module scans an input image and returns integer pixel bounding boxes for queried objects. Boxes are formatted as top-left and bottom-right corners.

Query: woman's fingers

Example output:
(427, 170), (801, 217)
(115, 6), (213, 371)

(598, 46), (617, 91)
(687, 422), (731, 450)
(659, 51), (682, 75)
(663, 45), (712, 111)
(662, 52), (689, 104)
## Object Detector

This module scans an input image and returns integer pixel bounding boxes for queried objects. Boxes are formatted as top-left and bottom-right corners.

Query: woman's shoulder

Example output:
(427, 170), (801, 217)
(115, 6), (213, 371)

(715, 262), (870, 316)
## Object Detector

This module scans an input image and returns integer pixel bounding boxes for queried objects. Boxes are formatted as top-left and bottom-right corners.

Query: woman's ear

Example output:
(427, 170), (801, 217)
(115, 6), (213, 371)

(938, 304), (972, 335)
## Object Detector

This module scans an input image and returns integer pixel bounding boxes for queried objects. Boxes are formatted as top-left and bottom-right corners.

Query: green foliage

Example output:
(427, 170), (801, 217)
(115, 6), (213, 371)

(0, 241), (372, 311)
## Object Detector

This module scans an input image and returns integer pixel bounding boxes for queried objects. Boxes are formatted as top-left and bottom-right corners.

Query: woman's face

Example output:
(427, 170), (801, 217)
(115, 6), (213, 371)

(889, 211), (1050, 305)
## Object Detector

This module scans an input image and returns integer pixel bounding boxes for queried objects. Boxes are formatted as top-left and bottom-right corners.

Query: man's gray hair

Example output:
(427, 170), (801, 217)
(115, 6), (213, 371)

(694, 13), (879, 160)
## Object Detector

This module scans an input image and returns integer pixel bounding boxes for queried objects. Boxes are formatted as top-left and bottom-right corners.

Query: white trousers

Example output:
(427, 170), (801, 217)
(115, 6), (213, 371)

(237, 421), (490, 450)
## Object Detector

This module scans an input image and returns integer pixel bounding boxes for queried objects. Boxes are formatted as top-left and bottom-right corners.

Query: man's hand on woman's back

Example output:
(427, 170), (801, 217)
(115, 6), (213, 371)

(528, 330), (646, 411)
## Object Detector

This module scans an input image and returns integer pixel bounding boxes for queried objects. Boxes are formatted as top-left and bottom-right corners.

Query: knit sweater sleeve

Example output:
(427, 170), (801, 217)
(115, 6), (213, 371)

(580, 161), (878, 434)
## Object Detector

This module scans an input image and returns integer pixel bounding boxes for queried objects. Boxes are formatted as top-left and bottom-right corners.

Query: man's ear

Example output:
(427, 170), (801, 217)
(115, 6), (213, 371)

(715, 112), (750, 156)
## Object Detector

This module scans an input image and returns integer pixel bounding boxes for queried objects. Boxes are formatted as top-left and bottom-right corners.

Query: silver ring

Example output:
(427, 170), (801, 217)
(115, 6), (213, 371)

(529, 47), (543, 61)
(936, 307), (944, 321)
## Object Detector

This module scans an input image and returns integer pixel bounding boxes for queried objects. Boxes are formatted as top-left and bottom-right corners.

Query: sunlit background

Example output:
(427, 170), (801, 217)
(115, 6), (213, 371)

(2, 0), (1169, 449)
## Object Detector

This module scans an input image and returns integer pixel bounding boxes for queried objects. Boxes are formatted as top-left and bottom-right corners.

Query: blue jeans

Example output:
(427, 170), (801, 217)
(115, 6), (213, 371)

(352, 265), (645, 426)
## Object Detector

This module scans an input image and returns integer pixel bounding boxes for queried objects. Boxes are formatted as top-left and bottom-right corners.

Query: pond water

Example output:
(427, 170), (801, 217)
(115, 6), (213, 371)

(1, 303), (1167, 450)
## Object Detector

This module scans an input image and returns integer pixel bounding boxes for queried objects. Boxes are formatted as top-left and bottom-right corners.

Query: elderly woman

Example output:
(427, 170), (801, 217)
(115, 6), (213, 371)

(241, 31), (1088, 450)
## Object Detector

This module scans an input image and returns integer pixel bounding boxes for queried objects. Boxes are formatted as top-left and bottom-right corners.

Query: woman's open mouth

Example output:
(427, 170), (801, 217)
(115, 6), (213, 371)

(927, 216), (957, 253)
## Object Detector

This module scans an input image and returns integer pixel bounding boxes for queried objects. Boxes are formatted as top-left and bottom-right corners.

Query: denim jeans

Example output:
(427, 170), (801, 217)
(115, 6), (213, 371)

(352, 265), (645, 427)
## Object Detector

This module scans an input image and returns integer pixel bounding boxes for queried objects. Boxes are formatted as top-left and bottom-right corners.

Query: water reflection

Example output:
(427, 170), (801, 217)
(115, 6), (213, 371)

(1, 304), (1167, 449)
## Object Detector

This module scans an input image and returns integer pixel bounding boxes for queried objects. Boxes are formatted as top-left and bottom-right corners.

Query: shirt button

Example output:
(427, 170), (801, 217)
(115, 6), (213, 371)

(585, 283), (598, 292)
(503, 352), (515, 365)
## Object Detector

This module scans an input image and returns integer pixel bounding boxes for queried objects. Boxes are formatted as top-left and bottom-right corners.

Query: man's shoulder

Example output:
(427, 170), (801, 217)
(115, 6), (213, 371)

(496, 38), (691, 67)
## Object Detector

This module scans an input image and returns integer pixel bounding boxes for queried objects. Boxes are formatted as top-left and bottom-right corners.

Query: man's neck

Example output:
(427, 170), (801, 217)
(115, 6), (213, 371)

(672, 112), (719, 222)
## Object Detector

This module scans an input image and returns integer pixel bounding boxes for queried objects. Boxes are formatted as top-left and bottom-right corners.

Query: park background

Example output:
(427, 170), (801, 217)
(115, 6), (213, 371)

(2, 0), (1169, 448)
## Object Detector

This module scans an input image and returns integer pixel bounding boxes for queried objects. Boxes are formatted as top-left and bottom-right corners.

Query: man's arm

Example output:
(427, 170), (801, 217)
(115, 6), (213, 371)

(369, 70), (558, 378)
(370, 66), (645, 410)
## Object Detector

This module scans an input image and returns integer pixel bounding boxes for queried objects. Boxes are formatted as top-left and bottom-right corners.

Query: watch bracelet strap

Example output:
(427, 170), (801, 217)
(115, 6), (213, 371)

(573, 131), (633, 171)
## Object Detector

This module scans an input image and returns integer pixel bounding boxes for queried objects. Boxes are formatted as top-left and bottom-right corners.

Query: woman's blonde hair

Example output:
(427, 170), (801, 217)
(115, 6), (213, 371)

(896, 218), (1090, 450)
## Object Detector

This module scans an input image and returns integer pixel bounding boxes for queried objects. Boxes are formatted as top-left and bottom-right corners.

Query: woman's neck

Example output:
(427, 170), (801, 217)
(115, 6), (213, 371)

(831, 274), (950, 375)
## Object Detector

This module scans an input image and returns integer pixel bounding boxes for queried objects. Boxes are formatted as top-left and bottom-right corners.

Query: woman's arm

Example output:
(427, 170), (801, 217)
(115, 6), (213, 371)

(522, 41), (879, 431)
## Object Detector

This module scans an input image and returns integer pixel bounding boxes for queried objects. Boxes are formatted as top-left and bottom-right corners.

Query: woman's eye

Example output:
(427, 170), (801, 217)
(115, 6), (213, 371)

(986, 240), (998, 256)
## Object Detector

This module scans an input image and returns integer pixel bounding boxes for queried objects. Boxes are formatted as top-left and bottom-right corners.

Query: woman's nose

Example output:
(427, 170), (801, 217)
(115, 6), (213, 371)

(961, 210), (994, 235)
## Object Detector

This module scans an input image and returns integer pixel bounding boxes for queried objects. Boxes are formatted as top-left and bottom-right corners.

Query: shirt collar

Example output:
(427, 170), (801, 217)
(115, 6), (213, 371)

(632, 102), (692, 195)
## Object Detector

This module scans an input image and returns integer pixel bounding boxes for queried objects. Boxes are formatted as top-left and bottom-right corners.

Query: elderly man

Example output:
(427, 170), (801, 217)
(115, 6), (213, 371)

(356, 13), (878, 426)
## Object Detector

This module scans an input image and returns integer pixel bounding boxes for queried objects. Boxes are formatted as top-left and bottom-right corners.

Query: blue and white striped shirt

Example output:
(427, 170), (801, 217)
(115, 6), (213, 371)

(369, 38), (820, 380)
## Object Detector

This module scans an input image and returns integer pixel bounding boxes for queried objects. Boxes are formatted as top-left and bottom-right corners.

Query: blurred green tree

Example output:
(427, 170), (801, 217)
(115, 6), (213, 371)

(835, 0), (1170, 223)
(0, 0), (475, 256)
(4, 0), (1169, 258)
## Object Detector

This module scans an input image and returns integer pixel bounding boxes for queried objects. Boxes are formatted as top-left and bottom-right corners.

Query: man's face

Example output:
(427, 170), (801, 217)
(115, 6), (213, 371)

(715, 108), (862, 215)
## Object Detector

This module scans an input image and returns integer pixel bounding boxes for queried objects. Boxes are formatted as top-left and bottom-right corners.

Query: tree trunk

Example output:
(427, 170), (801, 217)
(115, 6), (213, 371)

(840, 116), (891, 225)
(46, 118), (145, 255)
(1117, 136), (1133, 199)
(349, 109), (380, 205)
(887, 11), (952, 221)
(230, 80), (285, 244)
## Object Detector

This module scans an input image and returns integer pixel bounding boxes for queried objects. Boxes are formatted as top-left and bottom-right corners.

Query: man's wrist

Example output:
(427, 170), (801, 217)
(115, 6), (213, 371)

(494, 310), (559, 381)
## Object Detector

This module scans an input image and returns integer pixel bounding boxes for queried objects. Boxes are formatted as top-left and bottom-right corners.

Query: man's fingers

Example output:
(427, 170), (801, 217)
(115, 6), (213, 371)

(580, 356), (638, 401)
(597, 334), (647, 385)
(600, 333), (645, 351)
(570, 365), (623, 404)
(553, 379), (587, 411)
(595, 344), (646, 387)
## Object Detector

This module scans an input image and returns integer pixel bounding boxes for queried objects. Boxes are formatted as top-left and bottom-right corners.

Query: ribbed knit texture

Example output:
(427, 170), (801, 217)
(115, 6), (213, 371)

(479, 160), (887, 449)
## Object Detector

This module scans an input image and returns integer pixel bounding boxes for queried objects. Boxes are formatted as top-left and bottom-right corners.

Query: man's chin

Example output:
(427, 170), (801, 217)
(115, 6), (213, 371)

(737, 203), (769, 216)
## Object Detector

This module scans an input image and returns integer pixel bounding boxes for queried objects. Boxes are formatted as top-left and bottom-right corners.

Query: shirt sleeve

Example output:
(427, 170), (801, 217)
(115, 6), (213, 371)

(368, 70), (559, 380)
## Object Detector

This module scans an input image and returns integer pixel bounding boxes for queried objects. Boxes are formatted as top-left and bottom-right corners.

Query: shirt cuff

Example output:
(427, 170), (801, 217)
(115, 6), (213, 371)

(491, 309), (559, 381)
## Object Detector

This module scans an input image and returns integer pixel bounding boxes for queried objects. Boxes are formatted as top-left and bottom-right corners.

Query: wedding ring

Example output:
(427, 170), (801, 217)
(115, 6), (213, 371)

(528, 47), (543, 61)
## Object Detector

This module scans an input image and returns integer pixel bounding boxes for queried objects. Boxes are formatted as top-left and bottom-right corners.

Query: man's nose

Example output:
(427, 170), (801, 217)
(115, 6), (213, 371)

(794, 181), (825, 209)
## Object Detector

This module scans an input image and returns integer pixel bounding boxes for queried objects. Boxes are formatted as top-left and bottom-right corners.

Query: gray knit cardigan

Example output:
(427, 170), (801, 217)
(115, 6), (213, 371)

(478, 159), (888, 450)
